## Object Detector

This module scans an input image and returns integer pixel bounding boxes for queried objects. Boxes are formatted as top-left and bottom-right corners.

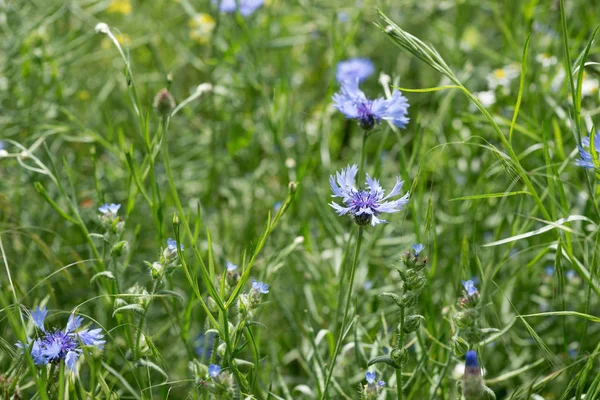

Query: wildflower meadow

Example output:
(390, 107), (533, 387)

(2, 0), (600, 399)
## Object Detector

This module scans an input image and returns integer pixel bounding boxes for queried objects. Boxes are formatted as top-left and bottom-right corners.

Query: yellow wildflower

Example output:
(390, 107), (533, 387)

(189, 14), (216, 45)
(107, 0), (132, 15)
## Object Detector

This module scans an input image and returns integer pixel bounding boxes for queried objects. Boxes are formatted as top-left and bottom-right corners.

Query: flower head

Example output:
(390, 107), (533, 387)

(167, 238), (183, 252)
(31, 306), (48, 332)
(462, 280), (478, 297)
(365, 371), (376, 384)
(189, 13), (216, 44)
(412, 243), (424, 256)
(98, 203), (120, 215)
(214, 0), (264, 16)
(336, 58), (375, 83)
(333, 80), (409, 130)
(106, 0), (132, 14)
(329, 164), (409, 226)
(16, 308), (105, 372)
(153, 89), (176, 116)
(226, 261), (238, 272)
(208, 364), (221, 378)
(465, 350), (478, 368)
(195, 332), (216, 358)
(251, 280), (269, 294)
(576, 132), (600, 169)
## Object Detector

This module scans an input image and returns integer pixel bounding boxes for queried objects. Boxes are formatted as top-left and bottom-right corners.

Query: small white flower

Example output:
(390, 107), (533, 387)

(535, 53), (557, 68)
(487, 63), (520, 89)
(474, 90), (496, 107)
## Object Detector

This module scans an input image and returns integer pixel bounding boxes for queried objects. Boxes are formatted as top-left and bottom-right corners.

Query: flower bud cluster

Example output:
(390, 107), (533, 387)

(452, 280), (485, 354)
(146, 238), (183, 281)
(189, 362), (236, 399)
(239, 279), (269, 317)
(396, 244), (428, 334)
(98, 203), (125, 239)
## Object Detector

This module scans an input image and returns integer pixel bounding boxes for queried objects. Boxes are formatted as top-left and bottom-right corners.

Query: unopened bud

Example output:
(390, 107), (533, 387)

(391, 348), (407, 365)
(110, 240), (128, 257)
(403, 315), (424, 334)
(452, 336), (469, 357)
(288, 181), (297, 193)
(153, 88), (176, 116)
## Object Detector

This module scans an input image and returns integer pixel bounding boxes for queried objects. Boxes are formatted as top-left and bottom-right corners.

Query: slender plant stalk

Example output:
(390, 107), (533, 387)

(322, 227), (364, 398)
(335, 129), (369, 328)
(396, 302), (405, 400)
(357, 130), (368, 184)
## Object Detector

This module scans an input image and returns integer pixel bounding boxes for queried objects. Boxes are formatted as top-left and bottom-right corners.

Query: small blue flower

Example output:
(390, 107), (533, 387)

(98, 203), (120, 215)
(365, 371), (376, 384)
(576, 133), (600, 169)
(274, 201), (282, 212)
(167, 238), (184, 251)
(252, 280), (269, 294)
(378, 380), (386, 386)
(337, 11), (350, 23)
(412, 243), (424, 256)
(544, 266), (554, 276)
(208, 364), (221, 378)
(462, 280), (478, 297)
(329, 164), (410, 226)
(336, 58), (375, 83)
(566, 269), (576, 280)
(226, 261), (238, 272)
(214, 0), (263, 16)
(195, 332), (216, 358)
(465, 350), (478, 368)
(31, 306), (48, 332)
(332, 80), (409, 130)
(363, 280), (373, 291)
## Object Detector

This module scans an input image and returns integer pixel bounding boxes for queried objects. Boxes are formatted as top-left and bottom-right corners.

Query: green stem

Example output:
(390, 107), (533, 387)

(334, 130), (369, 328)
(357, 130), (368, 185)
(396, 303), (406, 400)
(322, 227), (364, 398)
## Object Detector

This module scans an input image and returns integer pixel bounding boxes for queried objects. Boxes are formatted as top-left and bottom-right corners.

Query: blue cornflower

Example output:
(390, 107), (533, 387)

(329, 164), (409, 226)
(251, 280), (269, 294)
(332, 80), (409, 130)
(31, 306), (48, 332)
(576, 132), (600, 169)
(167, 238), (184, 251)
(462, 280), (478, 297)
(336, 58), (375, 83)
(15, 308), (105, 372)
(208, 364), (221, 378)
(412, 243), (424, 256)
(226, 261), (238, 272)
(98, 203), (120, 215)
(214, 0), (263, 16)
